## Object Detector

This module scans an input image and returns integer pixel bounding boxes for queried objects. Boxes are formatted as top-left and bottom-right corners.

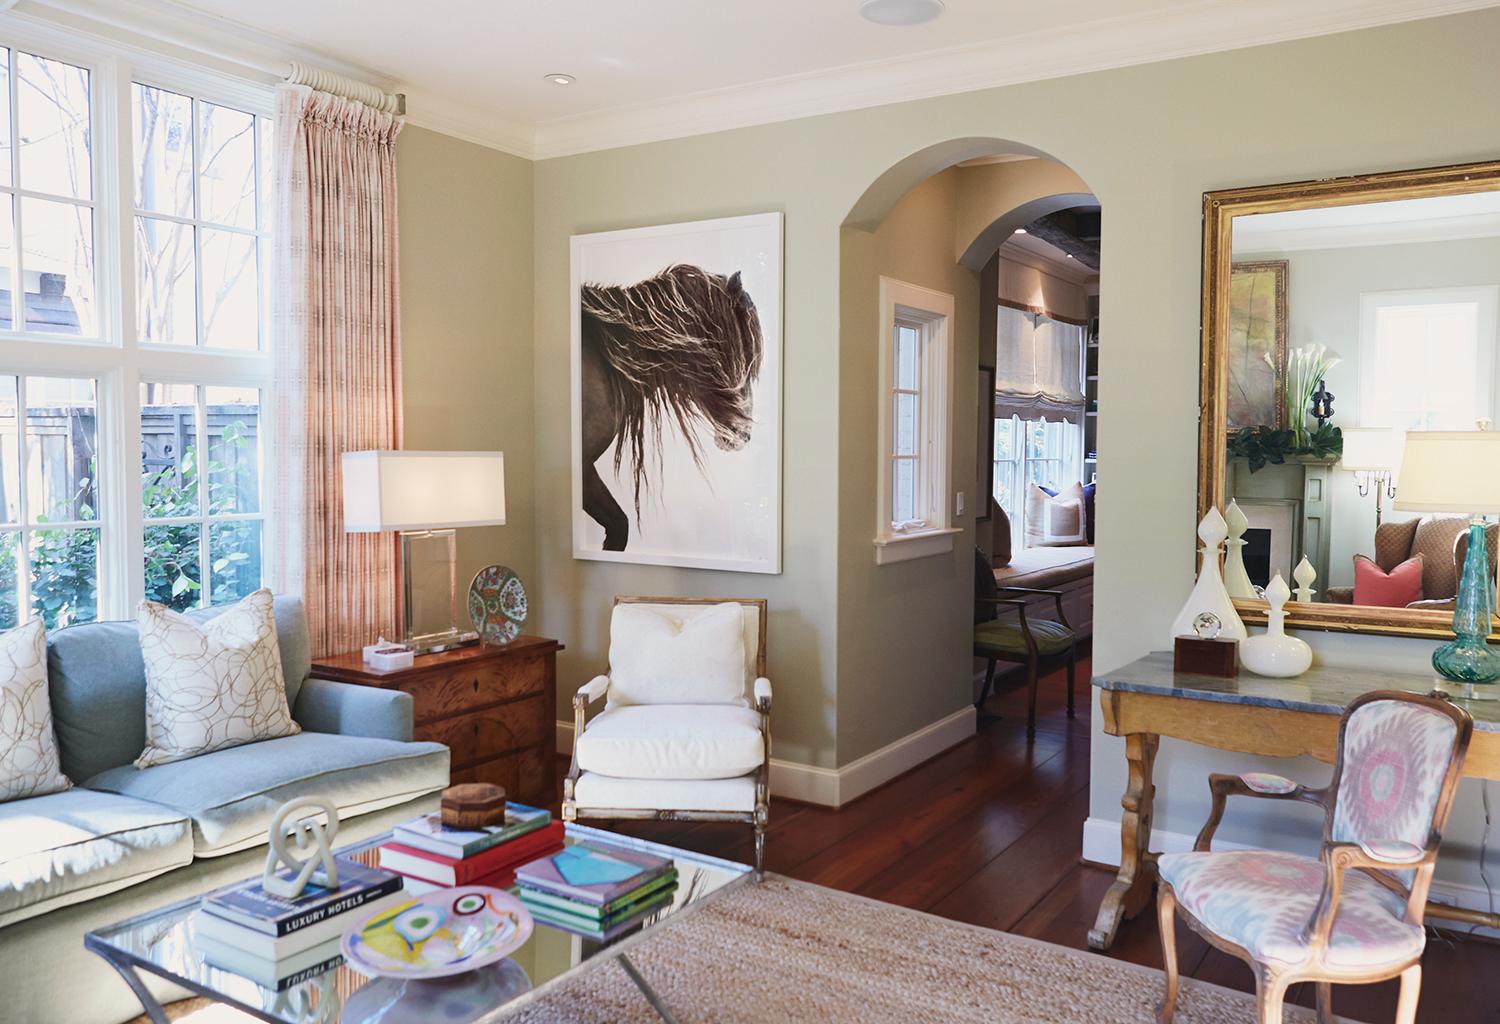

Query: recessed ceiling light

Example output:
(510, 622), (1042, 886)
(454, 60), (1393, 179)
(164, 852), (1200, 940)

(544, 73), (575, 86)
(1014, 228), (1028, 235)
(860, 0), (945, 26)
(1066, 253), (1075, 258)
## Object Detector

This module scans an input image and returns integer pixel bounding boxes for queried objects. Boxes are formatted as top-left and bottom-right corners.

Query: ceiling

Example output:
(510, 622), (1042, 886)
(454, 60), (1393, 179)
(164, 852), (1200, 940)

(21, 0), (1500, 157)
(1233, 191), (1500, 253)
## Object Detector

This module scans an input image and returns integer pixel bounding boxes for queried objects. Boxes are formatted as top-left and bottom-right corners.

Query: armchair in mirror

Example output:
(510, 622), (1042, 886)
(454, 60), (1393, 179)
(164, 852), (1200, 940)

(1199, 161), (1500, 641)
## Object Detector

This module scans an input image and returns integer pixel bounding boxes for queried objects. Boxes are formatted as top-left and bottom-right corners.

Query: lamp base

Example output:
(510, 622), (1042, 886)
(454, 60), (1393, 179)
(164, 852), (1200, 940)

(1432, 638), (1500, 686)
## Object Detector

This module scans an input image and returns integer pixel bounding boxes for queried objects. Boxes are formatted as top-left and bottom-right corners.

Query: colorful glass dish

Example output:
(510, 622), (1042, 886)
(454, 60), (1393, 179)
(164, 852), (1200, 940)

(341, 886), (533, 980)
(467, 565), (528, 645)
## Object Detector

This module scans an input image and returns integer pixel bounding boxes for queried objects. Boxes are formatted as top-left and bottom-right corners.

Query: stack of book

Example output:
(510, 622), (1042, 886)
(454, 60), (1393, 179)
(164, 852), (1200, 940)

(514, 842), (677, 942)
(377, 802), (564, 895)
(194, 857), (405, 989)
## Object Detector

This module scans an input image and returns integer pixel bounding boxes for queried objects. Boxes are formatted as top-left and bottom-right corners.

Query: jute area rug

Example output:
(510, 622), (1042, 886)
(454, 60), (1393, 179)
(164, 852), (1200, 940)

(494, 875), (1342, 1024)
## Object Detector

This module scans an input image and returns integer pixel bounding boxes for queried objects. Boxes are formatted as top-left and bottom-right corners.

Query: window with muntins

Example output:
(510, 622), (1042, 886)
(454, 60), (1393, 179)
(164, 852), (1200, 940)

(0, 30), (273, 628)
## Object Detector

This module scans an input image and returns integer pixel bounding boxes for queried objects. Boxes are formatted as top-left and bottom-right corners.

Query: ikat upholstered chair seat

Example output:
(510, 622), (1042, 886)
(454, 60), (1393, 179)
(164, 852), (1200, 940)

(564, 597), (772, 874)
(1155, 691), (1472, 1024)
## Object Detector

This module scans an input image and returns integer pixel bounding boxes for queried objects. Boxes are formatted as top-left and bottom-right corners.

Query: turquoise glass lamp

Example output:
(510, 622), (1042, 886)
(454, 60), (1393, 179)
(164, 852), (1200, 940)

(1392, 427), (1500, 685)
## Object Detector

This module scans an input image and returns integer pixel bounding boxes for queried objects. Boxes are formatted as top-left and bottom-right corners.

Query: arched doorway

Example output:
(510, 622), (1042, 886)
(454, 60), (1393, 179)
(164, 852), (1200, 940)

(836, 137), (1101, 750)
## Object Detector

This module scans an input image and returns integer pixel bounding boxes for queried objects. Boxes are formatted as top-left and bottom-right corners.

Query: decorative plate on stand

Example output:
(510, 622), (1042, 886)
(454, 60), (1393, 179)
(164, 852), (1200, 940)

(467, 565), (528, 645)
(341, 887), (533, 980)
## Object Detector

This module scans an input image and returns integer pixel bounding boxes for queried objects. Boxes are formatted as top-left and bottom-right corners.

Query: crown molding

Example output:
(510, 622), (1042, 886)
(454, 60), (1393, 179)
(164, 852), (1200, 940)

(529, 0), (1500, 159)
(999, 238), (1095, 287)
(1235, 212), (1500, 253)
(8, 0), (1498, 161)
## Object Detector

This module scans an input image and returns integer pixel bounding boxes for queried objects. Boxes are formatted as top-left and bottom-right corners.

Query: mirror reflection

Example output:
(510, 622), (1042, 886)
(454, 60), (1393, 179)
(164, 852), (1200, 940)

(1224, 191), (1500, 616)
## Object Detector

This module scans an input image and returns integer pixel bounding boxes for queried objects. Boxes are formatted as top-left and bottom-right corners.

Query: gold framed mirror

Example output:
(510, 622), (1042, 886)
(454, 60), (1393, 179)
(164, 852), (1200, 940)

(1199, 160), (1500, 641)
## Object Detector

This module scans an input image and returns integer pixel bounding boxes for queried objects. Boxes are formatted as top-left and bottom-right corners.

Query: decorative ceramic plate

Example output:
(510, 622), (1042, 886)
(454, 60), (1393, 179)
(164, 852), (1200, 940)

(341, 886), (533, 980)
(467, 565), (528, 645)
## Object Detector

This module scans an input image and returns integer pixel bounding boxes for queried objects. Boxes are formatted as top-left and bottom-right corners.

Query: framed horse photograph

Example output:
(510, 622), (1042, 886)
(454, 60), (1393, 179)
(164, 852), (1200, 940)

(570, 212), (783, 573)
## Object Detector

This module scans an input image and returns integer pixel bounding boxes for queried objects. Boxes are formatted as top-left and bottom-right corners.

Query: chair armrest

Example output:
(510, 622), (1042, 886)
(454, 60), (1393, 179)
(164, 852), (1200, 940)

(293, 678), (414, 742)
(1194, 772), (1329, 851)
(754, 676), (772, 712)
(996, 586), (1070, 628)
(1302, 841), (1438, 947)
(574, 674), (609, 710)
(1356, 838), (1425, 865)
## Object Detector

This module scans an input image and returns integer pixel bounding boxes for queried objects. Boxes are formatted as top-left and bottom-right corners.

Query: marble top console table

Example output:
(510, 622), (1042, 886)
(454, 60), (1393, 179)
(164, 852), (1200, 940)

(1086, 651), (1500, 951)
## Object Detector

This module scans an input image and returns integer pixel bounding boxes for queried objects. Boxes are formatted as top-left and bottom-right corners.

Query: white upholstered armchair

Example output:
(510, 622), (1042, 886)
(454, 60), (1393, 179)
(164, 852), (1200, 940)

(563, 597), (771, 873)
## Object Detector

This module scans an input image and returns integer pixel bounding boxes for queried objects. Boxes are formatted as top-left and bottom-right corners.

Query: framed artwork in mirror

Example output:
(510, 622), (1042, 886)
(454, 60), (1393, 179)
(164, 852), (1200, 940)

(1199, 159), (1500, 642)
(1226, 260), (1287, 430)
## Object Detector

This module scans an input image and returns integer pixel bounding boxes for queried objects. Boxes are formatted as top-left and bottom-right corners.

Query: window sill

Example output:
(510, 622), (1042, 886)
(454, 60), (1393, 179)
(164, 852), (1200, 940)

(873, 527), (961, 565)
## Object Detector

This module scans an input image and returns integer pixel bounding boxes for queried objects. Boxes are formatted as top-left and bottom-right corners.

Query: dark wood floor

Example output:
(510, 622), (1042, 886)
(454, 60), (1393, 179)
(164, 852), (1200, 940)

(575, 655), (1500, 1024)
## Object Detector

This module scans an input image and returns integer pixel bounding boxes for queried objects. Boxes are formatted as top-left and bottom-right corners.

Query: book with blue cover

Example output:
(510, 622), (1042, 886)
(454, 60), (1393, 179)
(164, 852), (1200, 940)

(513, 842), (673, 907)
(521, 885), (678, 942)
(202, 856), (403, 937)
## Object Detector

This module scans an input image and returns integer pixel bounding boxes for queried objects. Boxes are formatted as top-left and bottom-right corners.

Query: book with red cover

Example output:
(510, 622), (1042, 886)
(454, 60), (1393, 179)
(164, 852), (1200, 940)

(378, 821), (565, 885)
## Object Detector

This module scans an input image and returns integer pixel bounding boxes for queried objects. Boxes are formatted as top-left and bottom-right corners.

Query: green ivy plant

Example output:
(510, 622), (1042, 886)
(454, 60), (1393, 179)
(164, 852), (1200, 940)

(1228, 421), (1344, 473)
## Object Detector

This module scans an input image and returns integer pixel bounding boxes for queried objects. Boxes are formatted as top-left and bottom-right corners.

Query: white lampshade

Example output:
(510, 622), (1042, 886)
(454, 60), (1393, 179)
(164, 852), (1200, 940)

(1339, 427), (1400, 472)
(342, 451), (506, 532)
(1392, 430), (1500, 514)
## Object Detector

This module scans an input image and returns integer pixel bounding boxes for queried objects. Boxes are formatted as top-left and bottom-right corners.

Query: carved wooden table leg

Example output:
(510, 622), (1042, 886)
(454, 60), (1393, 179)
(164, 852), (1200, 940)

(1088, 731), (1159, 950)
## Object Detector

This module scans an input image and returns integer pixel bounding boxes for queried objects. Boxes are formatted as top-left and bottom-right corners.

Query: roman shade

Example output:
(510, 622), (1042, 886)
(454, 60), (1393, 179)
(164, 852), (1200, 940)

(994, 306), (1087, 424)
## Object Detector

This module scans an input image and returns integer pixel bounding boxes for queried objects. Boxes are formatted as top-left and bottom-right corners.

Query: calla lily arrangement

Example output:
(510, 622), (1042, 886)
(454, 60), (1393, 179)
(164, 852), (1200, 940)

(1267, 343), (1340, 448)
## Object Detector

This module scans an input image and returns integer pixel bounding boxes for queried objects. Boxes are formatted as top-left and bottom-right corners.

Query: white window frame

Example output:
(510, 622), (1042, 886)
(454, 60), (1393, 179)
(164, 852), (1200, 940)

(0, 17), (275, 621)
(993, 414), (1085, 548)
(1357, 285), (1498, 430)
(874, 277), (958, 565)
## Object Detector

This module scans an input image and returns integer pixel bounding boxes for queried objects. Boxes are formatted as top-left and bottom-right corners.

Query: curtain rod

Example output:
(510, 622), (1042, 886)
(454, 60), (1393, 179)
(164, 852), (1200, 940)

(287, 62), (405, 116)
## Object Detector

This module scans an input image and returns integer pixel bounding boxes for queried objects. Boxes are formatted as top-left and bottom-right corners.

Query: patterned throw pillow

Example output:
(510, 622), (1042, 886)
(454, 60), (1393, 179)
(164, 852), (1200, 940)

(0, 618), (72, 801)
(135, 588), (300, 769)
(1024, 483), (1089, 547)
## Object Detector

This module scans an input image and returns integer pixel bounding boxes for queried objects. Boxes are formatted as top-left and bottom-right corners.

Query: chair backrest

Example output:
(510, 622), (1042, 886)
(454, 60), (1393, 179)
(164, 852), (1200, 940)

(1325, 691), (1472, 892)
(1409, 514), (1474, 600)
(974, 546), (1000, 625)
(608, 597), (767, 706)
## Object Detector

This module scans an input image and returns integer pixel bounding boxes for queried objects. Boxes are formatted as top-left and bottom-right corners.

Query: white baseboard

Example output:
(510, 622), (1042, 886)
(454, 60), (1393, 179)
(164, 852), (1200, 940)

(555, 705), (976, 809)
(1082, 816), (1500, 938)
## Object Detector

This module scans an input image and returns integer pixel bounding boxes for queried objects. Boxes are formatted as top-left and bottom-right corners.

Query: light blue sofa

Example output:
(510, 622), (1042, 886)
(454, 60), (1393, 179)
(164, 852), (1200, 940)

(0, 597), (450, 1024)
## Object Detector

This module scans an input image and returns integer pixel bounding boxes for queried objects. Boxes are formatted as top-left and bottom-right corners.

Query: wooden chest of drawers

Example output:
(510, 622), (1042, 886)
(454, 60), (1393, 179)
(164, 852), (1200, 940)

(310, 637), (561, 806)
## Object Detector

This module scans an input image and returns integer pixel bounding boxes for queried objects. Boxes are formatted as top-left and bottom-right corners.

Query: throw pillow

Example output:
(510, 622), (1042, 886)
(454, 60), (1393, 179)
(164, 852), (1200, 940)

(1025, 483), (1089, 547)
(136, 588), (299, 769)
(1353, 554), (1424, 608)
(0, 618), (72, 801)
(608, 602), (747, 707)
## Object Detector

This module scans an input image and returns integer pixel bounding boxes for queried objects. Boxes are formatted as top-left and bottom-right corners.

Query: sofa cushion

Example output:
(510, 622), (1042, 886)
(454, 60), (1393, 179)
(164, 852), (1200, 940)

(135, 589), (300, 768)
(0, 788), (192, 928)
(84, 733), (449, 856)
(0, 617), (72, 801)
(608, 602), (748, 707)
(573, 771), (758, 813)
(577, 705), (763, 781)
(48, 596), (312, 782)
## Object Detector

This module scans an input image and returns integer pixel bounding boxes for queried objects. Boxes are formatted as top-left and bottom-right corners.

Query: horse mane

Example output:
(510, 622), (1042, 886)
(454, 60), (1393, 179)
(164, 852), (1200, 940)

(581, 263), (764, 518)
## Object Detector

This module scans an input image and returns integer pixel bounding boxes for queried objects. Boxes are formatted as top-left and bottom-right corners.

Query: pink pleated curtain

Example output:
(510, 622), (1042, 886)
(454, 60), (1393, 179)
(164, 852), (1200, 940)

(271, 84), (404, 658)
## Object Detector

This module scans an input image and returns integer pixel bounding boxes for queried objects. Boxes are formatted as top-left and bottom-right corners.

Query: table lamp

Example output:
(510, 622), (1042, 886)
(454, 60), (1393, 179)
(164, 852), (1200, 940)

(342, 451), (506, 654)
(1392, 427), (1500, 685)
(1339, 427), (1400, 525)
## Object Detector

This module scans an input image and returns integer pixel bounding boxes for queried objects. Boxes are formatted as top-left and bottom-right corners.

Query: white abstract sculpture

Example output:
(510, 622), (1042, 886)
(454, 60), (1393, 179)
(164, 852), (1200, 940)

(1240, 574), (1313, 678)
(1293, 556), (1317, 604)
(1222, 500), (1257, 600)
(262, 797), (341, 898)
(1171, 508), (1248, 641)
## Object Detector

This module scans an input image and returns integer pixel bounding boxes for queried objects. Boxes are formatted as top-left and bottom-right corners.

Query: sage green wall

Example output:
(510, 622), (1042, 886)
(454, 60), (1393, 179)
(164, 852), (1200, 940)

(529, 8), (1500, 884)
(397, 126), (538, 606)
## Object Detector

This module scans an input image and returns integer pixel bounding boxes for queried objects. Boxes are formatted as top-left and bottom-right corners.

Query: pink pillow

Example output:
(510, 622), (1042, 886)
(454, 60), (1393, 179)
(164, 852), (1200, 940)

(1352, 554), (1424, 608)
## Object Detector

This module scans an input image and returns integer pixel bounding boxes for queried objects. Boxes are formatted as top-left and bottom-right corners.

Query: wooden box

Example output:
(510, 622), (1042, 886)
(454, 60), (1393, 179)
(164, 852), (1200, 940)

(1173, 636), (1239, 678)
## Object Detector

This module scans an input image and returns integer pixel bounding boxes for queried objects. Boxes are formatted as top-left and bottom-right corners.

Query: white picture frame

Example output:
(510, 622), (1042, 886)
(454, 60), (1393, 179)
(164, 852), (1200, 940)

(571, 212), (784, 573)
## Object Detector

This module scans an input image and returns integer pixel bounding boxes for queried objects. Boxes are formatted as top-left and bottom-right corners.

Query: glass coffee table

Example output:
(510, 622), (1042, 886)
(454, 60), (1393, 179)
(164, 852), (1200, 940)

(86, 823), (750, 1024)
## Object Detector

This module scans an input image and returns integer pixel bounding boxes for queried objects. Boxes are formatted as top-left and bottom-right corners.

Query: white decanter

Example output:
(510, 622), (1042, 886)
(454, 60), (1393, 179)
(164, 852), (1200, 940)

(1171, 507), (1247, 641)
(1222, 500), (1257, 600)
(1240, 574), (1313, 678)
